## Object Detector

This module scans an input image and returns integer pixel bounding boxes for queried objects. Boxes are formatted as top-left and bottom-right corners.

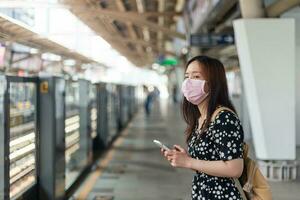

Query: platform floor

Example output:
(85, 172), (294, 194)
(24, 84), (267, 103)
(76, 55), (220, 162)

(72, 100), (300, 200)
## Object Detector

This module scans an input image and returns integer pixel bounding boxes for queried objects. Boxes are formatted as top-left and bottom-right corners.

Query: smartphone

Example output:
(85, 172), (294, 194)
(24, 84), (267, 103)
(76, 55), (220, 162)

(153, 139), (170, 151)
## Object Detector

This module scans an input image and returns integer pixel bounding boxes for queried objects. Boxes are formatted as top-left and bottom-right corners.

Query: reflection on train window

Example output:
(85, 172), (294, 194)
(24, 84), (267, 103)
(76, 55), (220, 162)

(65, 81), (87, 190)
(9, 82), (37, 199)
(89, 85), (97, 139)
(106, 84), (118, 142)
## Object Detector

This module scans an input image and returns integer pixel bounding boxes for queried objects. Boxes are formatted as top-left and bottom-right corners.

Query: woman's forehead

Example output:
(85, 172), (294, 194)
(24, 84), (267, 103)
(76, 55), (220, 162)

(186, 61), (203, 73)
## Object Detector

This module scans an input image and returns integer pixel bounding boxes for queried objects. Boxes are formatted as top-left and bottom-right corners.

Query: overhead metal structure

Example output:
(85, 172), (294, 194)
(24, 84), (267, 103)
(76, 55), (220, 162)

(0, 13), (96, 64)
(185, 0), (300, 71)
(60, 0), (186, 67)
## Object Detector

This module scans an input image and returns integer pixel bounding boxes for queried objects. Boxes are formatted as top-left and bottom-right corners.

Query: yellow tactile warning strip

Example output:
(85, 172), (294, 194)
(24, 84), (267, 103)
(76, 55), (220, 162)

(76, 126), (130, 200)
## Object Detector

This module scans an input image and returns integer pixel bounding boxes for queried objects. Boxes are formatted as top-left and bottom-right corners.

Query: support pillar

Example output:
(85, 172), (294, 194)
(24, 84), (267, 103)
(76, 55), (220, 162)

(233, 18), (296, 160)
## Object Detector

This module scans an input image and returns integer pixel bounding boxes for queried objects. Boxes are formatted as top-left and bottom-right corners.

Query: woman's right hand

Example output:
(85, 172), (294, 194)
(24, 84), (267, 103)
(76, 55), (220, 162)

(161, 148), (169, 159)
(161, 148), (174, 162)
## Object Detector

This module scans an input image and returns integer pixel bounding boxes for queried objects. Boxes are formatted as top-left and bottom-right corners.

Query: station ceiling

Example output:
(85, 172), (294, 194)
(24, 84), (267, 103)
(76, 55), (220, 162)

(0, 13), (95, 64)
(60, 0), (186, 67)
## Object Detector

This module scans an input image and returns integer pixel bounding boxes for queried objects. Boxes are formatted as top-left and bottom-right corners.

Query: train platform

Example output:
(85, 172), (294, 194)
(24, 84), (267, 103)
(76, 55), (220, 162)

(72, 100), (300, 200)
(72, 101), (192, 200)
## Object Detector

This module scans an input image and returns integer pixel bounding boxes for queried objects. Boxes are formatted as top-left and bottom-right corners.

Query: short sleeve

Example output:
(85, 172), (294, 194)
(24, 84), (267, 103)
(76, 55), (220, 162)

(213, 110), (244, 161)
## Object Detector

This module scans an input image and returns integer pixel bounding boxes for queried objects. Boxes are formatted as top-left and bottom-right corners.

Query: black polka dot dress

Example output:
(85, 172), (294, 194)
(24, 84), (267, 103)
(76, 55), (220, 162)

(188, 110), (244, 200)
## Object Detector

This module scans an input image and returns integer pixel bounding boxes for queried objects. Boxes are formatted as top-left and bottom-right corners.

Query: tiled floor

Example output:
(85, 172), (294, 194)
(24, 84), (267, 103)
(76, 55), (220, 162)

(269, 146), (300, 200)
(73, 100), (300, 200)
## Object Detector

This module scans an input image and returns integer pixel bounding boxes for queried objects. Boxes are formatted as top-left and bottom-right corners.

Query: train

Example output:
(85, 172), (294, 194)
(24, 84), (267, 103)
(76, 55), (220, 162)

(0, 74), (145, 200)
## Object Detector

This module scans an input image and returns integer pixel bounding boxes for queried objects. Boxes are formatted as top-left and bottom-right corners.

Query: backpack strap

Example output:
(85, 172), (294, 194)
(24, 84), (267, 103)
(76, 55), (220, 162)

(211, 106), (249, 159)
(212, 106), (249, 200)
(211, 106), (236, 122)
(243, 143), (249, 160)
(243, 159), (256, 193)
(234, 178), (248, 200)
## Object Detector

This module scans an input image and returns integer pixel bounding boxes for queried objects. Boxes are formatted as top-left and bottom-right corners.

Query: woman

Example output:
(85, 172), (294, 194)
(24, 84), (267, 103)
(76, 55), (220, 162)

(161, 55), (244, 200)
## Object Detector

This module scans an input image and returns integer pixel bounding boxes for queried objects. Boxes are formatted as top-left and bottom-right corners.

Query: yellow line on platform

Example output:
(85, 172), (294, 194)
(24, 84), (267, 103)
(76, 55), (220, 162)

(76, 127), (130, 200)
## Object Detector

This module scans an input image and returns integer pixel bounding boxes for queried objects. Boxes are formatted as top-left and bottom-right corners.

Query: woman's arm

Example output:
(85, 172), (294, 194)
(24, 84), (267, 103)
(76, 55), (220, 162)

(188, 156), (243, 178)
(162, 111), (245, 178)
(163, 145), (243, 178)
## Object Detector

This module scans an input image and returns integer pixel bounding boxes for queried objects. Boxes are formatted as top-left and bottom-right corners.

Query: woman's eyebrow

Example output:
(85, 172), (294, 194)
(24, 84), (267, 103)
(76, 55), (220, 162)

(185, 71), (201, 74)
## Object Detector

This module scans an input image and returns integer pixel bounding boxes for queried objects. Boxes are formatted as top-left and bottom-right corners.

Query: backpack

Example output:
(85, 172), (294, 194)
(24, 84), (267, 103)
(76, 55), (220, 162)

(211, 107), (272, 200)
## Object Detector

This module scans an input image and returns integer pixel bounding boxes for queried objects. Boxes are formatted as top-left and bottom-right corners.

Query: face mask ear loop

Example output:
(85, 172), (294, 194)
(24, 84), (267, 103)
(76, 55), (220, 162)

(202, 81), (209, 101)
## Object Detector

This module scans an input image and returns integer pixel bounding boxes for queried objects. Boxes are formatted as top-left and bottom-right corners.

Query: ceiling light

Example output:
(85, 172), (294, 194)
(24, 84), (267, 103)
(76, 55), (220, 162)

(42, 53), (61, 61)
(181, 47), (188, 55)
(30, 48), (39, 54)
(63, 59), (76, 66)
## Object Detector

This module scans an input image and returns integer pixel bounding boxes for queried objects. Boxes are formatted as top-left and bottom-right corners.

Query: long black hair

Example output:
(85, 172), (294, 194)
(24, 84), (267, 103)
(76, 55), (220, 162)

(181, 55), (236, 142)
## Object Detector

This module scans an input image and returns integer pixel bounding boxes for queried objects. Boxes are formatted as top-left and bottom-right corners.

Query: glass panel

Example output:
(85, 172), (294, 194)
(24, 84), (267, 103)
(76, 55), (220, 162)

(0, 76), (6, 199)
(65, 81), (87, 189)
(123, 87), (129, 123)
(107, 85), (117, 142)
(89, 85), (97, 139)
(9, 82), (37, 199)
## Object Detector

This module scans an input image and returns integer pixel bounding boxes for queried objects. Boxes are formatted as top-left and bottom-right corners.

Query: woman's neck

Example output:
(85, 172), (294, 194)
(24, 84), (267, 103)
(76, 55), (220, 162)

(197, 99), (208, 120)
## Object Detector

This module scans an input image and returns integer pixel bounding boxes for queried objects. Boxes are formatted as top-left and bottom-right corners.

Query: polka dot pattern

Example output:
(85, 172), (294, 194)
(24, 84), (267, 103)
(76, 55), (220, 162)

(188, 110), (244, 200)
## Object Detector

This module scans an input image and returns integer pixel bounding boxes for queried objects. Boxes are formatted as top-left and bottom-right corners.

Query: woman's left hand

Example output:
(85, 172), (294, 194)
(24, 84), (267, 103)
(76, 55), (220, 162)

(165, 144), (192, 169)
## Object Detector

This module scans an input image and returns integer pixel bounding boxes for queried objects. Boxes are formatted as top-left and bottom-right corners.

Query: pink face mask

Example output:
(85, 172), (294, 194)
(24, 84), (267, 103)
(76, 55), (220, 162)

(181, 79), (209, 105)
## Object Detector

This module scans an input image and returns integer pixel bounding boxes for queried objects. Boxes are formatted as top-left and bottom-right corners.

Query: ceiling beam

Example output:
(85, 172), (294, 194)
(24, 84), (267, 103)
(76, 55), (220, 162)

(125, 39), (176, 57)
(12, 54), (37, 64)
(62, 0), (180, 65)
(76, 9), (182, 17)
(102, 34), (176, 57)
(266, 0), (300, 17)
(140, 11), (182, 17)
(73, 0), (150, 66)
(83, 1), (146, 66)
(0, 0), (182, 17)
(136, 0), (151, 43)
(73, 6), (185, 39)
(115, 0), (145, 57)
